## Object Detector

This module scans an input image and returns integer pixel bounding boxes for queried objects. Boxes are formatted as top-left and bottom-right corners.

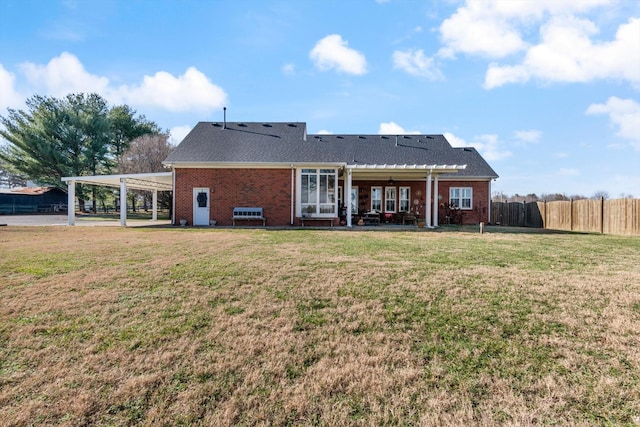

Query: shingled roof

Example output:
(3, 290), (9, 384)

(164, 122), (498, 179)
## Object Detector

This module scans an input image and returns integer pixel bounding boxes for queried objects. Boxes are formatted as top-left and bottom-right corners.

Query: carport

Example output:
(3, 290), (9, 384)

(61, 172), (173, 226)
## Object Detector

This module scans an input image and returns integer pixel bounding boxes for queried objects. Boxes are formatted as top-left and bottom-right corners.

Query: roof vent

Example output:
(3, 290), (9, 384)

(212, 123), (222, 127)
(403, 136), (411, 139)
(358, 136), (366, 139)
(381, 136), (389, 139)
(262, 123), (272, 127)
(287, 123), (297, 127)
(463, 148), (473, 152)
(426, 135), (434, 139)
(238, 123), (247, 127)
(336, 135), (344, 139)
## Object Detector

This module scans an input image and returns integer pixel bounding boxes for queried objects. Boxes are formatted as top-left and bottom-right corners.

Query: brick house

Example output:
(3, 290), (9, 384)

(162, 121), (499, 227)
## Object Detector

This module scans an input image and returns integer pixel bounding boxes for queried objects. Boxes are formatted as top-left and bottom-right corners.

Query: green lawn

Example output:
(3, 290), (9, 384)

(1, 227), (639, 426)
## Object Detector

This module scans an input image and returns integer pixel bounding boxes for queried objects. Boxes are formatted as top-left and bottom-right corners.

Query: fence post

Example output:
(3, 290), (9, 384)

(570, 198), (573, 231)
(600, 196), (604, 234)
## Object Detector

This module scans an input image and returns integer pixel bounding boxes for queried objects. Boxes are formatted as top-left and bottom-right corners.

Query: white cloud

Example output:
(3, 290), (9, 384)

(282, 63), (296, 75)
(484, 16), (640, 89)
(392, 49), (443, 80)
(437, 1), (638, 89)
(378, 122), (420, 135)
(439, 0), (612, 59)
(10, 52), (227, 114)
(168, 125), (192, 146)
(514, 130), (541, 144)
(19, 51), (110, 97)
(310, 34), (368, 75)
(316, 129), (333, 135)
(586, 96), (640, 150)
(444, 132), (512, 161)
(0, 64), (24, 110)
(438, 1), (528, 59)
(118, 67), (227, 113)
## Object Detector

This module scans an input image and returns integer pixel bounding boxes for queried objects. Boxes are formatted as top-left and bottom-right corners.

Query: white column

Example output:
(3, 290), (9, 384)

(425, 172), (432, 228)
(67, 180), (75, 226)
(433, 175), (439, 227)
(120, 179), (127, 226)
(152, 189), (158, 221)
(346, 168), (353, 227)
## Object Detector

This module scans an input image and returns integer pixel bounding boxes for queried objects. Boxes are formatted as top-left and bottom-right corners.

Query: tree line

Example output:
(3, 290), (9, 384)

(0, 93), (173, 211)
(492, 190), (636, 203)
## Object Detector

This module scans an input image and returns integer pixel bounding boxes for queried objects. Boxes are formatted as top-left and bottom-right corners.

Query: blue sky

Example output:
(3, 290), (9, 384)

(1, 0), (638, 197)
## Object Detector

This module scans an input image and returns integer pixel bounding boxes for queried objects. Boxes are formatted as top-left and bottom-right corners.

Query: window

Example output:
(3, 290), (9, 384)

(371, 186), (382, 212)
(450, 187), (472, 209)
(399, 187), (410, 212)
(385, 186), (396, 212)
(300, 168), (337, 216)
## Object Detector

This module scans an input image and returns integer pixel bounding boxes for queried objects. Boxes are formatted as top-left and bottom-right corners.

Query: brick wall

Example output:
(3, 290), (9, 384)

(351, 179), (491, 225)
(437, 181), (491, 225)
(175, 168), (293, 226)
(174, 168), (491, 226)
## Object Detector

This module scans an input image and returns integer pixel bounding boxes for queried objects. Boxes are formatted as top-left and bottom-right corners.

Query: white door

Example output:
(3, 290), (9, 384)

(193, 188), (210, 226)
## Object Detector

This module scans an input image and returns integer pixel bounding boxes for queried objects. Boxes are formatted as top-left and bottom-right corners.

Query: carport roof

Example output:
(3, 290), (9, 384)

(61, 172), (173, 191)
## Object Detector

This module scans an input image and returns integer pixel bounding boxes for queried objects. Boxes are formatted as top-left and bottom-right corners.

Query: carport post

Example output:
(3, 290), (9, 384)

(120, 178), (127, 226)
(67, 180), (75, 226)
(152, 189), (158, 221)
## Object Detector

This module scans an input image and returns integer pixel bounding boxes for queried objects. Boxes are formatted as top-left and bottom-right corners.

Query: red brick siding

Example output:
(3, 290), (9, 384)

(174, 168), (491, 226)
(437, 181), (491, 225)
(175, 168), (293, 226)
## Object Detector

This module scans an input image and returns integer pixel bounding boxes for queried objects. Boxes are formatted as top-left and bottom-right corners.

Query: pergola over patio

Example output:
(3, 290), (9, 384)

(61, 172), (173, 226)
(344, 164), (467, 228)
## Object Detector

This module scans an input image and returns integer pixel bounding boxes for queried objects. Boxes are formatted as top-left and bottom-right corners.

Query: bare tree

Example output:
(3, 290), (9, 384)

(592, 190), (609, 200)
(118, 134), (174, 212)
(118, 134), (173, 174)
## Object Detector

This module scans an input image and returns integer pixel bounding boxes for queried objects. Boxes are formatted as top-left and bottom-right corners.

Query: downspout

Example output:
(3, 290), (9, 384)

(291, 165), (295, 225)
(488, 179), (492, 224)
(172, 170), (176, 225)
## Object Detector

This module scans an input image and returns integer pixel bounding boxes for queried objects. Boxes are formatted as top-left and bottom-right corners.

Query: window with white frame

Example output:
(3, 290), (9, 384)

(450, 187), (472, 209)
(300, 168), (337, 216)
(371, 186), (382, 212)
(399, 187), (410, 212)
(385, 186), (396, 212)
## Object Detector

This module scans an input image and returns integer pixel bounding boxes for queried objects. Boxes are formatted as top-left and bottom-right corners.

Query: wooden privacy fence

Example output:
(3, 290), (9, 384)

(491, 198), (640, 236)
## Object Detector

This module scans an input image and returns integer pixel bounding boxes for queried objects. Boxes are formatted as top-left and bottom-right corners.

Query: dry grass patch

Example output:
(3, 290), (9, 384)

(1, 227), (639, 426)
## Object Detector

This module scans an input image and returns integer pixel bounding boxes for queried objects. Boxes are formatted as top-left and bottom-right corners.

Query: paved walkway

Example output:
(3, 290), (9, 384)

(0, 214), (171, 227)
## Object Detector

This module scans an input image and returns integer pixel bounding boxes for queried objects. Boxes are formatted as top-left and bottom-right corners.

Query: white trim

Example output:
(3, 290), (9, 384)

(61, 172), (173, 191)
(348, 164), (465, 171)
(296, 167), (339, 218)
(450, 187), (473, 210)
(433, 175), (439, 227)
(165, 162), (345, 169)
(426, 173), (432, 228)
